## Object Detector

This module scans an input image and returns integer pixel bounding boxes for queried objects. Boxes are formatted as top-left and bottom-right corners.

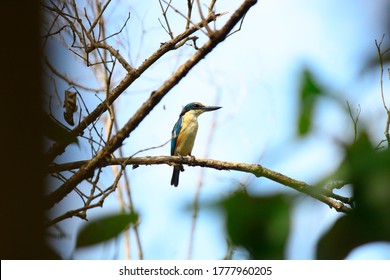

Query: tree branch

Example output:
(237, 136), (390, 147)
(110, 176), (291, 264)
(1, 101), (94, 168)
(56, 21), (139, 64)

(47, 155), (353, 214)
(45, 0), (258, 209)
(44, 10), (228, 163)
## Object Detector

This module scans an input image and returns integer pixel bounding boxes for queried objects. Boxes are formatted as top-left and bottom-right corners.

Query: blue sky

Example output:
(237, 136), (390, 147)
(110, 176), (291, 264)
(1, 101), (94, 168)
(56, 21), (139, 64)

(46, 0), (390, 259)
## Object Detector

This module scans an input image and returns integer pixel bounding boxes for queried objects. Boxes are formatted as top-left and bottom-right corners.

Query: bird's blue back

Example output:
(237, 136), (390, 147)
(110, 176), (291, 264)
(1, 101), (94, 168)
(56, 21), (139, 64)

(171, 115), (183, 155)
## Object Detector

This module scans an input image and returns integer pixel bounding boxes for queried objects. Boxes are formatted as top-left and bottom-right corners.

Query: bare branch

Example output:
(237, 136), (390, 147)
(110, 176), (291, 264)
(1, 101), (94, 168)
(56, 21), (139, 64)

(208, 0), (217, 13)
(346, 101), (361, 143)
(375, 35), (389, 111)
(375, 34), (390, 145)
(87, 0), (112, 34)
(45, 57), (105, 92)
(186, 0), (194, 30)
(227, 10), (248, 38)
(97, 12), (131, 44)
(47, 155), (353, 214)
(196, 0), (213, 35)
(162, 0), (209, 37)
(46, 164), (123, 227)
(45, 0), (258, 209)
(96, 42), (134, 72)
(159, 0), (174, 39)
(44, 10), (227, 163)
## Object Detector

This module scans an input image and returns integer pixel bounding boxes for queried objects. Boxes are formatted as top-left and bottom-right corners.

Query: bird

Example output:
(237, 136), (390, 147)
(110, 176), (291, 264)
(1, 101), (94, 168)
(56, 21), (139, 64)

(170, 102), (222, 187)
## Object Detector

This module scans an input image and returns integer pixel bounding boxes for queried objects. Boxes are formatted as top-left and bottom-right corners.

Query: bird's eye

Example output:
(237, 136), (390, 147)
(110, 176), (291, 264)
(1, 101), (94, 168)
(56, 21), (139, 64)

(194, 104), (200, 108)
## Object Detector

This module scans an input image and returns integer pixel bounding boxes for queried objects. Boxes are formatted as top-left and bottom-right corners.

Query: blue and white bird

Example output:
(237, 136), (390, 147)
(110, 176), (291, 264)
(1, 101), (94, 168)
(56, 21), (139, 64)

(170, 102), (221, 187)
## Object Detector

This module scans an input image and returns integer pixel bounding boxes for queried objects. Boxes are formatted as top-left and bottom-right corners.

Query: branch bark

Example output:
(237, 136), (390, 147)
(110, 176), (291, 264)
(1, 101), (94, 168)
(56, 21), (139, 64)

(48, 155), (353, 214)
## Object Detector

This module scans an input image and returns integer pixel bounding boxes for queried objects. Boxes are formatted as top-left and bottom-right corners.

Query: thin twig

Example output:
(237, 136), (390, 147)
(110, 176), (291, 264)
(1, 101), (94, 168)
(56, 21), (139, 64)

(46, 167), (123, 227)
(98, 12), (131, 44)
(161, 0), (216, 37)
(346, 101), (361, 143)
(375, 34), (390, 145)
(375, 35), (389, 111)
(196, 0), (214, 35)
(41, 2), (65, 48)
(87, 0), (112, 34)
(45, 57), (105, 92)
(226, 10), (247, 38)
(159, 0), (174, 39)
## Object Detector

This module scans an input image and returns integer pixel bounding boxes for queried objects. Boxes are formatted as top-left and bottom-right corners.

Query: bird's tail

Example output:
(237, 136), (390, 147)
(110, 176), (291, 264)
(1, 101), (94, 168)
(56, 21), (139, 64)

(170, 165), (183, 187)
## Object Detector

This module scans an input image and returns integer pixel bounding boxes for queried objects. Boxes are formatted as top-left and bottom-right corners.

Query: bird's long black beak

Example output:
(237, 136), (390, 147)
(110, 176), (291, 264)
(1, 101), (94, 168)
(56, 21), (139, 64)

(202, 105), (222, 112)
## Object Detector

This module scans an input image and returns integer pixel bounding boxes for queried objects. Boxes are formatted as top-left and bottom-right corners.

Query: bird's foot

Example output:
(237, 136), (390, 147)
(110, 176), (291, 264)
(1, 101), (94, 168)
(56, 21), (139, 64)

(187, 154), (196, 166)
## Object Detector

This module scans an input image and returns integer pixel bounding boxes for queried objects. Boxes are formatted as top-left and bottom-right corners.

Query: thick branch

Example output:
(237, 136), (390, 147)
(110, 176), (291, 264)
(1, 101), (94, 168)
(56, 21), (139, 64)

(48, 155), (353, 214)
(45, 0), (259, 209)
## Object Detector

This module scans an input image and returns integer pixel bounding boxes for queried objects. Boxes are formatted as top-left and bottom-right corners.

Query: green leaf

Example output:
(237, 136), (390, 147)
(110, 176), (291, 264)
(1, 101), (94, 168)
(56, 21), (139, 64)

(297, 68), (323, 136)
(76, 212), (139, 248)
(219, 191), (291, 259)
(317, 133), (390, 259)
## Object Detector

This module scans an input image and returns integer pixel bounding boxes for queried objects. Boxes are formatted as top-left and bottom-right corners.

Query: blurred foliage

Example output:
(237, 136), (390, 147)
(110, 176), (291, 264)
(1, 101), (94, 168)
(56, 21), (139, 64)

(317, 133), (390, 259)
(216, 128), (390, 260)
(217, 191), (291, 259)
(217, 59), (390, 258)
(42, 112), (78, 145)
(75, 212), (138, 248)
(297, 68), (324, 136)
(219, 30), (390, 260)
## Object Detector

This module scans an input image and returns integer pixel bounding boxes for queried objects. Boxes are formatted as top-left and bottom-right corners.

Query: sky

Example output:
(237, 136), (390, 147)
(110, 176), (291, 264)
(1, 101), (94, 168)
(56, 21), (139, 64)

(45, 0), (390, 260)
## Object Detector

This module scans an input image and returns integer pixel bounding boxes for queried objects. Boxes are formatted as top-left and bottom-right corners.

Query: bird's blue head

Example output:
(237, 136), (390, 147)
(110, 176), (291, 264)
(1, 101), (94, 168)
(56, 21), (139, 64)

(180, 102), (222, 117)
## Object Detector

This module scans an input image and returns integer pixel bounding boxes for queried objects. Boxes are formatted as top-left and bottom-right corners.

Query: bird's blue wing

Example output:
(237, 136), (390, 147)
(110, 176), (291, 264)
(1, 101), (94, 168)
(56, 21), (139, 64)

(171, 116), (182, 155)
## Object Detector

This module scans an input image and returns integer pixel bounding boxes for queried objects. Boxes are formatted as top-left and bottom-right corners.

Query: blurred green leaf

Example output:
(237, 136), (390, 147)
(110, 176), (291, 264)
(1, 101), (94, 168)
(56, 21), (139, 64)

(297, 68), (323, 136)
(317, 133), (390, 259)
(218, 191), (291, 259)
(76, 212), (138, 248)
(42, 113), (78, 144)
